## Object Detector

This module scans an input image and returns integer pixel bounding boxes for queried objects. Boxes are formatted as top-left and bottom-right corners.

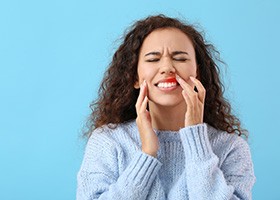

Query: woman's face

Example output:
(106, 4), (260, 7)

(136, 28), (198, 108)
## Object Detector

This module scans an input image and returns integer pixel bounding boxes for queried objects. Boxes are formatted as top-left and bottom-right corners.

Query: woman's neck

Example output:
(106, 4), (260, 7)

(149, 101), (186, 131)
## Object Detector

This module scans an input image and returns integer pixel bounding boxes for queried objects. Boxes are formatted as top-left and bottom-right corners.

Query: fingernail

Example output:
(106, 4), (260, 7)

(143, 80), (146, 87)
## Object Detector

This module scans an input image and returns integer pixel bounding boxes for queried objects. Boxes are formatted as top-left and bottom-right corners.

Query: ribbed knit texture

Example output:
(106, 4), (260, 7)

(77, 121), (255, 200)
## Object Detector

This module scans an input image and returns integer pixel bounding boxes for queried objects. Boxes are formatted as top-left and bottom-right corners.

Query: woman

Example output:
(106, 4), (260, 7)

(77, 14), (256, 200)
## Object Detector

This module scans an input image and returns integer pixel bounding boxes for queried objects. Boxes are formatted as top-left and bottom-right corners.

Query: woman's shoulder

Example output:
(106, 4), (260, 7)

(207, 123), (248, 144)
(79, 121), (139, 175)
(88, 120), (140, 147)
(206, 123), (251, 158)
(91, 119), (137, 135)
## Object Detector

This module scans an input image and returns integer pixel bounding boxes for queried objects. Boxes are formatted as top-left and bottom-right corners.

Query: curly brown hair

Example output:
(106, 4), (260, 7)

(84, 14), (247, 138)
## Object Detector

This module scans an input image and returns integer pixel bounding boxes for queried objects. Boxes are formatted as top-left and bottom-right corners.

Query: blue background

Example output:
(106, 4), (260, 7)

(1, 0), (279, 199)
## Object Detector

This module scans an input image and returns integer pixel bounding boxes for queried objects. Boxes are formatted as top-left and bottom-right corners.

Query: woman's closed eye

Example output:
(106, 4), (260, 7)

(145, 58), (188, 62)
(146, 58), (160, 62)
(173, 57), (188, 62)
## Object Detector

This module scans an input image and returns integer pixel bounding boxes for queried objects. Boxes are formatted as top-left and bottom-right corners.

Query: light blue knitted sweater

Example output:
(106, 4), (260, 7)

(77, 120), (255, 200)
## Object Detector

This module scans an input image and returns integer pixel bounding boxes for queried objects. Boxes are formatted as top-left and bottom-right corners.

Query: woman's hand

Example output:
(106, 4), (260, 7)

(135, 80), (159, 157)
(176, 75), (206, 127)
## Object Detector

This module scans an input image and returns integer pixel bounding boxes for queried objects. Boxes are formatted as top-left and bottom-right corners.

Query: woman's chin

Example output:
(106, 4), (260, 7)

(148, 97), (185, 108)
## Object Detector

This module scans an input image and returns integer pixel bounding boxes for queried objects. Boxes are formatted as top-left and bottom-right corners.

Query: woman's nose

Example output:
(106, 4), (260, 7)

(159, 58), (176, 74)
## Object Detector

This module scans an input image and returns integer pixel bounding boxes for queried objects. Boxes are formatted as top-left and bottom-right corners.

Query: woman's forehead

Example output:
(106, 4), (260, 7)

(140, 28), (195, 56)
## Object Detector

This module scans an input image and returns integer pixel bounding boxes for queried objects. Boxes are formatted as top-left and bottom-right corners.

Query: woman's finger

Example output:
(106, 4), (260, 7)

(181, 89), (193, 108)
(190, 76), (206, 103)
(176, 74), (198, 103)
(140, 95), (149, 113)
(135, 80), (147, 111)
(176, 74), (194, 93)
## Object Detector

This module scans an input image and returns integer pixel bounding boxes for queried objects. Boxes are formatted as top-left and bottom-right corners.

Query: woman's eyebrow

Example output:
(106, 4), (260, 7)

(144, 51), (161, 57)
(171, 51), (189, 56)
(144, 51), (189, 57)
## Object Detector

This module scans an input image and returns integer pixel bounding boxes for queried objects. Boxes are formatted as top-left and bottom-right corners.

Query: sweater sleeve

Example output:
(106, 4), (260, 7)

(76, 129), (162, 200)
(175, 123), (256, 200)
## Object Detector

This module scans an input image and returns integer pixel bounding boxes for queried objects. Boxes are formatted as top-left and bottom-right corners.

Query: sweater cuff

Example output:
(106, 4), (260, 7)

(122, 151), (162, 188)
(179, 123), (213, 161)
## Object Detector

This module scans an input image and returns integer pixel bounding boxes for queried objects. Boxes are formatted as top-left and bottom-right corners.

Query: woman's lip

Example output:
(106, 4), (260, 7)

(156, 84), (179, 91)
(155, 77), (178, 85)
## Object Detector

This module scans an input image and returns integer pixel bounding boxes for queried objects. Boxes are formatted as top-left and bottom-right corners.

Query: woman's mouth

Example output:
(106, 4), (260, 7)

(155, 77), (179, 90)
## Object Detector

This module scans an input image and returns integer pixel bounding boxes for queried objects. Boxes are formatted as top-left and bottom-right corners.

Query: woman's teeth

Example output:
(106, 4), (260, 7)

(157, 82), (177, 88)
